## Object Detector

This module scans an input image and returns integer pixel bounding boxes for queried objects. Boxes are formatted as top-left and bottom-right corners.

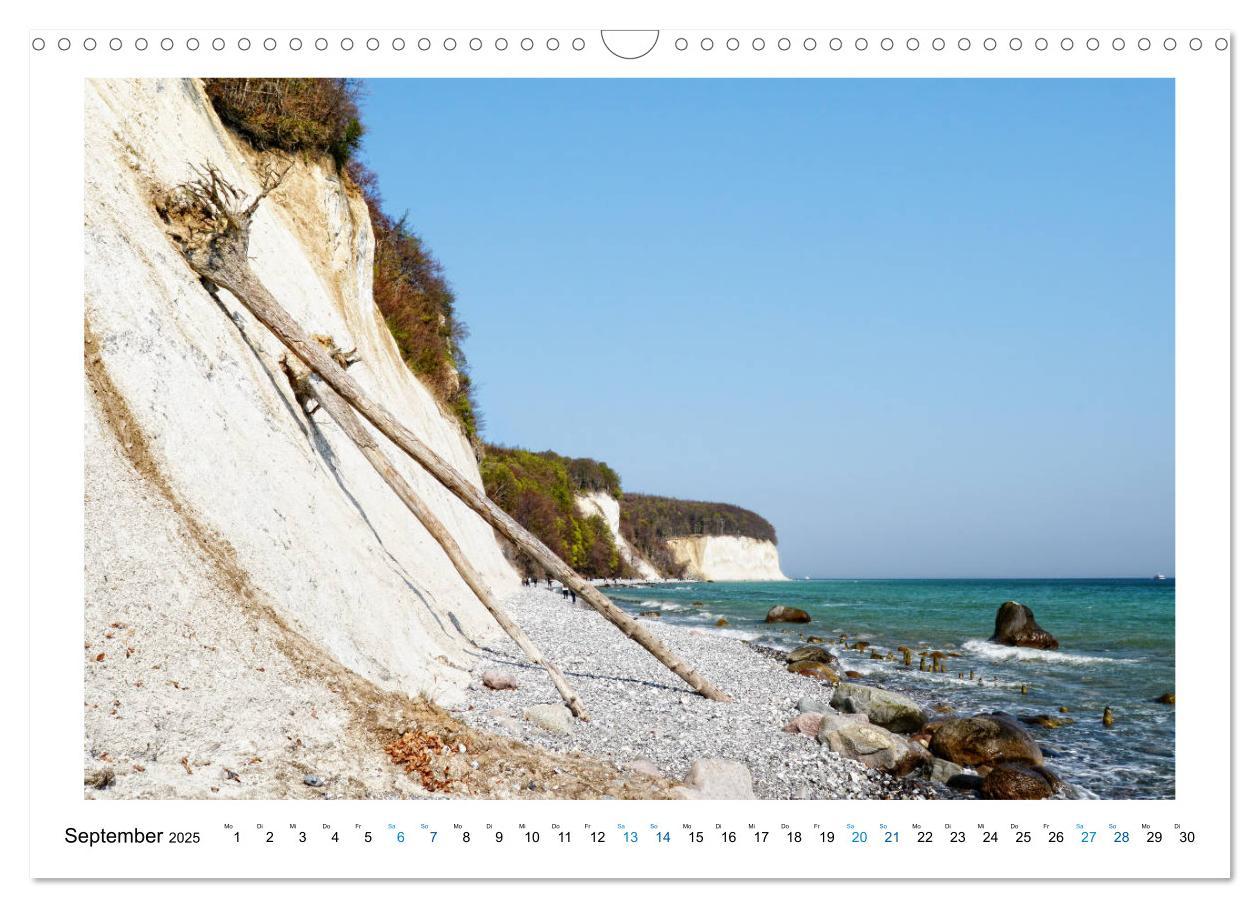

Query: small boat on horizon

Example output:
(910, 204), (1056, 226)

(1153, 574), (1167, 581)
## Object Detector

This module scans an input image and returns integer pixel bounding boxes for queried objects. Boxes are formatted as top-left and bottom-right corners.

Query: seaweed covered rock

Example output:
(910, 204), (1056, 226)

(991, 601), (1059, 650)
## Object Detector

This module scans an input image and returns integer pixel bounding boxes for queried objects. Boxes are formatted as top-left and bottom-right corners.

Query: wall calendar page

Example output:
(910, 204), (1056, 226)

(15, 0), (1248, 897)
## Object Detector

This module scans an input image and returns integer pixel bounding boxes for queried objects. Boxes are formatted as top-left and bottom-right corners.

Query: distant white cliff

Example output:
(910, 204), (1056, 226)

(664, 535), (789, 582)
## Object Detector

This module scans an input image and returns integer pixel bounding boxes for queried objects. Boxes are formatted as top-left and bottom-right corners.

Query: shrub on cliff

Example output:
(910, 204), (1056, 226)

(203, 78), (364, 167)
(480, 447), (628, 578)
(202, 78), (479, 437)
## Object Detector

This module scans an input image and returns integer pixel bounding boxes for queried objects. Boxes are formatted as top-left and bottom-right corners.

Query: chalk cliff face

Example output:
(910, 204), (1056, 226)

(84, 78), (519, 715)
(575, 492), (661, 580)
(664, 535), (789, 582)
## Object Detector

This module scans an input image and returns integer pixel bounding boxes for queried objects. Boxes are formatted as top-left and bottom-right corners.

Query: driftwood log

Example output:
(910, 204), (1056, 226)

(283, 356), (589, 720)
(165, 166), (731, 704)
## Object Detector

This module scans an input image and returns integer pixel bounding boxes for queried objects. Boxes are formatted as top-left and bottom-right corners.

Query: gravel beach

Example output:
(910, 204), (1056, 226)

(460, 587), (935, 799)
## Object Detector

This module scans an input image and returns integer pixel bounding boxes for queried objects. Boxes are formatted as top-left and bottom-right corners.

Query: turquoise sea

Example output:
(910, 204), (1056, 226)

(608, 578), (1175, 799)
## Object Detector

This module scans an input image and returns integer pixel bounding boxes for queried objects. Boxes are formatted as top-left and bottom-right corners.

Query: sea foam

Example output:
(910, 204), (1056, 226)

(962, 639), (1131, 665)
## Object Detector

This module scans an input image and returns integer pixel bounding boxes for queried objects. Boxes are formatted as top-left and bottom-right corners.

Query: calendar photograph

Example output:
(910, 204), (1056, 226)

(81, 74), (1176, 806)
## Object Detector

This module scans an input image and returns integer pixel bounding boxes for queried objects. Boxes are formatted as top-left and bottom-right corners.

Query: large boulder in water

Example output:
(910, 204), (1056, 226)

(767, 605), (811, 624)
(979, 762), (1060, 800)
(829, 682), (927, 733)
(928, 713), (1044, 767)
(990, 601), (1059, 650)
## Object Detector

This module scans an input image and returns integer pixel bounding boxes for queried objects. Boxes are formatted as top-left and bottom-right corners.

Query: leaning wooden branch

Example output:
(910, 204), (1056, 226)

(162, 168), (731, 704)
(282, 355), (589, 720)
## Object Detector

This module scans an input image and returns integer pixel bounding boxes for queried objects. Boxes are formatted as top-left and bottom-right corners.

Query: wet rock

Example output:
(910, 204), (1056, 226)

(829, 682), (927, 733)
(817, 715), (928, 776)
(1155, 691), (1175, 705)
(947, 774), (984, 792)
(844, 670), (864, 679)
(787, 660), (839, 683)
(640, 611), (661, 619)
(524, 703), (574, 736)
(979, 762), (1059, 800)
(481, 670), (519, 691)
(1102, 706), (1115, 727)
(679, 758), (755, 799)
(806, 635), (827, 644)
(990, 601), (1059, 650)
(786, 644), (833, 664)
(766, 605), (811, 624)
(929, 713), (1044, 767)
(714, 617), (729, 628)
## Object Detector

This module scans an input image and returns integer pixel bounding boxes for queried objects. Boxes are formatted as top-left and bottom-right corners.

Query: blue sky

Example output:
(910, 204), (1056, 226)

(359, 78), (1174, 579)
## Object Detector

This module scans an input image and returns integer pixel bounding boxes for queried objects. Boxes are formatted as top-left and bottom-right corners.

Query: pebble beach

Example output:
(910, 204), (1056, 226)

(460, 586), (935, 800)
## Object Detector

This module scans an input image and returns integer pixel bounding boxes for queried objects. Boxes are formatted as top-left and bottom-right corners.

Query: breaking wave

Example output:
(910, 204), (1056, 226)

(962, 639), (1132, 665)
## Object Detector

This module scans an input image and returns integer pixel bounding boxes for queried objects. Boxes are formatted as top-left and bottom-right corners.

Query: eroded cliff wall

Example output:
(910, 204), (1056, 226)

(84, 78), (519, 718)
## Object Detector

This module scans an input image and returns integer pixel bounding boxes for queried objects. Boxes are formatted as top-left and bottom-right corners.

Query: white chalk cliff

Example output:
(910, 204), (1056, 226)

(575, 492), (662, 580)
(85, 78), (520, 727)
(664, 535), (789, 582)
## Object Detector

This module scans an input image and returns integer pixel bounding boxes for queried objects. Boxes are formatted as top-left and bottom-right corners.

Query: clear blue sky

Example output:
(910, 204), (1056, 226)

(359, 78), (1173, 579)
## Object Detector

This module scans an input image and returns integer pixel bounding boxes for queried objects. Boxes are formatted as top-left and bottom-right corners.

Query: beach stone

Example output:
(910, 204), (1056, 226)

(929, 713), (1044, 767)
(990, 601), (1059, 650)
(927, 757), (966, 784)
(786, 644), (833, 664)
(979, 762), (1060, 800)
(627, 759), (663, 778)
(787, 660), (839, 683)
(680, 759), (755, 799)
(481, 670), (518, 691)
(796, 697), (831, 714)
(829, 682), (927, 733)
(766, 605), (811, 624)
(524, 703), (574, 736)
(783, 712), (827, 737)
(817, 715), (927, 776)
